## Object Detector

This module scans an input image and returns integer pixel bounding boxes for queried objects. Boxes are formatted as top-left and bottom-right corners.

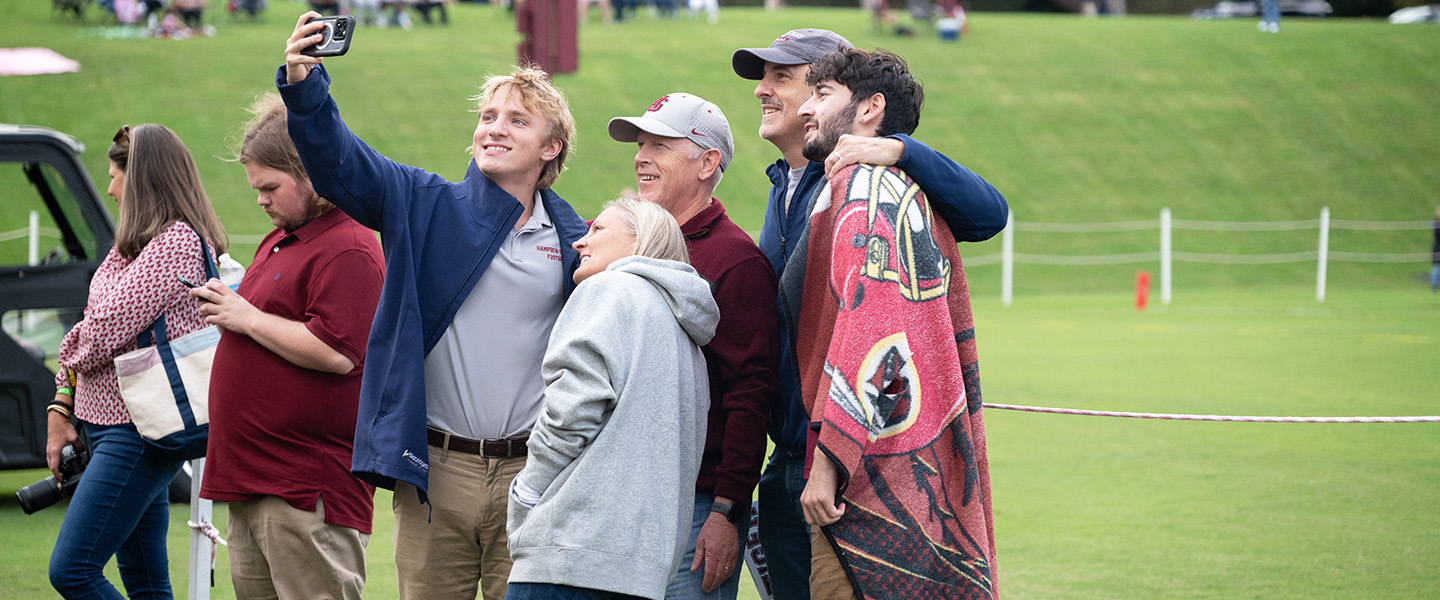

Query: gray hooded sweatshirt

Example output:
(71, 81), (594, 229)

(507, 255), (719, 600)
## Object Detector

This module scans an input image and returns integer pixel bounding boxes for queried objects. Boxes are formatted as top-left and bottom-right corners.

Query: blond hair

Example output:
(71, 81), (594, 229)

(469, 65), (576, 190)
(113, 124), (228, 259)
(604, 197), (689, 265)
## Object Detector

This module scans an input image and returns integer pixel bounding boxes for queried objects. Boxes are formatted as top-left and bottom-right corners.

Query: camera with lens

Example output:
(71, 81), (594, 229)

(17, 444), (89, 515)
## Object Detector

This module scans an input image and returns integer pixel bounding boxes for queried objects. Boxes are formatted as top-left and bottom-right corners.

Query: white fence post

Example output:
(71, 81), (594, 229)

(188, 459), (213, 600)
(29, 210), (40, 266)
(25, 211), (41, 330)
(1316, 207), (1330, 303)
(1001, 211), (1014, 307)
(1160, 208), (1172, 306)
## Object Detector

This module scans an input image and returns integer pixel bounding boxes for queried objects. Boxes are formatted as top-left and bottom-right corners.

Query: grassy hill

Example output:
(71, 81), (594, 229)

(3, 5), (1438, 297)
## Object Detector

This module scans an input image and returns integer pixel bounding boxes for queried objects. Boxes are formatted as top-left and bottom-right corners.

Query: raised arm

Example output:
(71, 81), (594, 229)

(276, 13), (438, 231)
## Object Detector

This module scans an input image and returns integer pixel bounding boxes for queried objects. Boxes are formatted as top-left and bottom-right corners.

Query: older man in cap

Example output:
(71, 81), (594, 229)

(731, 29), (1009, 599)
(609, 94), (779, 600)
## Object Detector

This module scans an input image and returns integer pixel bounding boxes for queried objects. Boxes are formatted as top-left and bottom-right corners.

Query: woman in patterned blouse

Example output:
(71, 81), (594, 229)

(46, 124), (228, 600)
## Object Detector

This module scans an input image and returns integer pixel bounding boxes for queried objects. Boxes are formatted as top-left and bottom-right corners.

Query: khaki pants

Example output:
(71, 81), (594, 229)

(227, 495), (369, 600)
(810, 525), (860, 600)
(393, 445), (525, 600)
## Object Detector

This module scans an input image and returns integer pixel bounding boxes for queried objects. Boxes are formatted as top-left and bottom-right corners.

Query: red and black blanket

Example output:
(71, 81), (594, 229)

(796, 164), (997, 599)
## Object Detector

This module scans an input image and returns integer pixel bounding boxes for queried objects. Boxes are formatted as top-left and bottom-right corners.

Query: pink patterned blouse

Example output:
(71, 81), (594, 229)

(55, 221), (215, 425)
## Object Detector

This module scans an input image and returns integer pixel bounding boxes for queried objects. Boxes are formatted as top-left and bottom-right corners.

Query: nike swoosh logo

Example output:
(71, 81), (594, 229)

(691, 129), (707, 137)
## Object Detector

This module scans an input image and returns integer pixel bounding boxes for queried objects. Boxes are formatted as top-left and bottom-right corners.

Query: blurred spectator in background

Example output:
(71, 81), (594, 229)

(414, 0), (449, 24)
(688, 0), (719, 23)
(381, 0), (414, 29)
(579, 0), (614, 24)
(864, 0), (898, 33)
(353, 0), (382, 25)
(141, 0), (163, 27)
(230, 0), (267, 21)
(1260, 0), (1280, 32)
(173, 0), (204, 28)
(310, 0), (341, 16)
(614, 0), (635, 22)
(1430, 206), (1439, 292)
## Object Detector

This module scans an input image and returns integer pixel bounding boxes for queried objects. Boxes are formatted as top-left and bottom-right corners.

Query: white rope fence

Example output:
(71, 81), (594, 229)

(9, 210), (1435, 306)
(975, 208), (1438, 306)
(985, 403), (1440, 423)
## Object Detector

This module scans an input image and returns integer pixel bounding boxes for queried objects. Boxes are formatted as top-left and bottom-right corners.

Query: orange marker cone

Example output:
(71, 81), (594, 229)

(1136, 271), (1150, 311)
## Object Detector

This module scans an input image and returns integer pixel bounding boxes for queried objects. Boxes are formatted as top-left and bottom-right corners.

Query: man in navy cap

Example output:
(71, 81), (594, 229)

(732, 29), (1008, 599)
(609, 94), (780, 600)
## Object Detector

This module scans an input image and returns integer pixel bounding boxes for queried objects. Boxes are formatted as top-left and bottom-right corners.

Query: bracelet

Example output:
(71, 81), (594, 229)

(56, 387), (73, 397)
(46, 404), (73, 419)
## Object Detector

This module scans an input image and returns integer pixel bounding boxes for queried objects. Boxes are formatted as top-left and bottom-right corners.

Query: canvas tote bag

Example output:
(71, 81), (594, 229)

(114, 231), (220, 460)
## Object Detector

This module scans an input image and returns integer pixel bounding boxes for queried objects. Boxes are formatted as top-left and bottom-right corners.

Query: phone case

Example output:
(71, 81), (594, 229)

(300, 15), (355, 58)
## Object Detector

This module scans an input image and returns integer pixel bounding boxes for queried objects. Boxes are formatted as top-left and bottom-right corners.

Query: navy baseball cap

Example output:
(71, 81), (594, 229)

(731, 29), (855, 81)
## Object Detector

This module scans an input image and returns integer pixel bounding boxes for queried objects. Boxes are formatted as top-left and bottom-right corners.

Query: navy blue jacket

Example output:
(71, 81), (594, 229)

(759, 134), (1009, 455)
(278, 66), (588, 496)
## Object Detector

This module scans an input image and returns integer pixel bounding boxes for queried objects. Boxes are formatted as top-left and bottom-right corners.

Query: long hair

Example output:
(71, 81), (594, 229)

(237, 94), (308, 182)
(235, 94), (333, 218)
(604, 197), (689, 265)
(113, 124), (228, 259)
(470, 65), (577, 190)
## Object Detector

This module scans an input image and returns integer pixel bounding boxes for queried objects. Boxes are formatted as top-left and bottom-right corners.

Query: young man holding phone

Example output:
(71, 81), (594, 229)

(278, 14), (589, 600)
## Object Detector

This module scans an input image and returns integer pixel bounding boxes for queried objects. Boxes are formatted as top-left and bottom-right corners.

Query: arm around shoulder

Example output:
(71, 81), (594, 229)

(891, 134), (1009, 242)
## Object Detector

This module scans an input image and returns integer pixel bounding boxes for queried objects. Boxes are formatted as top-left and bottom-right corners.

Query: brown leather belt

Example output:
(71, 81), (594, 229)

(426, 427), (528, 458)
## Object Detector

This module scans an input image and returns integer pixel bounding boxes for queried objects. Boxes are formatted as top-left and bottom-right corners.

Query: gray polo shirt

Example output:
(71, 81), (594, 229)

(424, 194), (566, 440)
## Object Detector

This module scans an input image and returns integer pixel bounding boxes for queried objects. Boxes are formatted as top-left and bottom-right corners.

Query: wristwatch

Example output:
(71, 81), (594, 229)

(710, 498), (746, 526)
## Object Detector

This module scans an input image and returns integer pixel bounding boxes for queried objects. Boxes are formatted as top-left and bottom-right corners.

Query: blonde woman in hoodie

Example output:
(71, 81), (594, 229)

(506, 198), (719, 600)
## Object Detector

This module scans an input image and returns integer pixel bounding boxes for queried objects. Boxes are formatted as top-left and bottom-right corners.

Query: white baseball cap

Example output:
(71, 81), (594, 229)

(608, 92), (734, 172)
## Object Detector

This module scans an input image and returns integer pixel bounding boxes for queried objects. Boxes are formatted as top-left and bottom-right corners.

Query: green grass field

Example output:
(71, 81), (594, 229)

(3, 288), (1437, 599)
(3, 3), (1439, 599)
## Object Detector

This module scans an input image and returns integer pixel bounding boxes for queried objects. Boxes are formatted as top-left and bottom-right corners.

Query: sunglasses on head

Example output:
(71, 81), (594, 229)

(112, 125), (130, 144)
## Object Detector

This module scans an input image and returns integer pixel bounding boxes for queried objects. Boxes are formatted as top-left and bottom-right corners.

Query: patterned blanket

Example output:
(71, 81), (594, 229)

(796, 164), (997, 599)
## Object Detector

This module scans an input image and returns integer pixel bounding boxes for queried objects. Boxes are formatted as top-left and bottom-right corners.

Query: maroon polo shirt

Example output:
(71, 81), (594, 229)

(201, 208), (385, 533)
(683, 199), (779, 502)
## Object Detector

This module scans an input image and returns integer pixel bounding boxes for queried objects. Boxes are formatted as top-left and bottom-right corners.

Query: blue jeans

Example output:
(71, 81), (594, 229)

(1430, 262), (1439, 291)
(1261, 0), (1280, 25)
(665, 492), (744, 600)
(756, 451), (810, 600)
(50, 422), (182, 599)
(506, 583), (646, 600)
